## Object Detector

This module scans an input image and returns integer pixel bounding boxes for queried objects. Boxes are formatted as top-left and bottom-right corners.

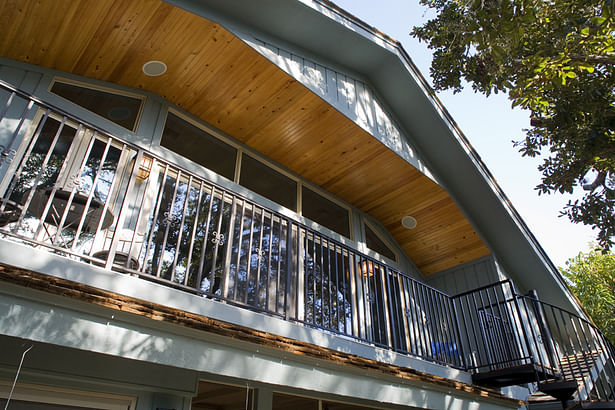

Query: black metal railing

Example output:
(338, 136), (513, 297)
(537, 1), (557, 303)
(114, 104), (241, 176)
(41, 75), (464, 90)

(0, 80), (463, 369)
(0, 80), (614, 406)
(452, 281), (615, 406)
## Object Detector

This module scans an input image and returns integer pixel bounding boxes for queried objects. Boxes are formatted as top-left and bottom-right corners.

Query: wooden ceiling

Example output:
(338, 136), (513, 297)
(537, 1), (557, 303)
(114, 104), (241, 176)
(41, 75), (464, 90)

(0, 0), (491, 274)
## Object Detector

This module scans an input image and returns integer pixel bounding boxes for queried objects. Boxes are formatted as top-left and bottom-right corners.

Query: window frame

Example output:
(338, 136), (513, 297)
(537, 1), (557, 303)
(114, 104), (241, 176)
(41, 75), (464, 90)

(48, 77), (146, 133)
(158, 108), (354, 240)
(0, 381), (136, 410)
(160, 109), (239, 182)
(363, 218), (398, 263)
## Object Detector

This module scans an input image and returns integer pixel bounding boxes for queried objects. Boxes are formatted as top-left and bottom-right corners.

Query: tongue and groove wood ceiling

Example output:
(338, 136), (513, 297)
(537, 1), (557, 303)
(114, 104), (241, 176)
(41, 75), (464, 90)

(0, 0), (491, 274)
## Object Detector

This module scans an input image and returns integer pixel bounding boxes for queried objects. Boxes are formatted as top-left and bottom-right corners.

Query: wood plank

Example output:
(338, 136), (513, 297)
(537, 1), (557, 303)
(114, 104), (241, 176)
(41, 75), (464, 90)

(0, 0), (493, 276)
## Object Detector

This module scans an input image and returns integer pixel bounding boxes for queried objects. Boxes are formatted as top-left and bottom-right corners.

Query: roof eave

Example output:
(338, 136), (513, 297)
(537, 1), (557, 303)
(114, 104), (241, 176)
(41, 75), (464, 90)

(166, 0), (578, 311)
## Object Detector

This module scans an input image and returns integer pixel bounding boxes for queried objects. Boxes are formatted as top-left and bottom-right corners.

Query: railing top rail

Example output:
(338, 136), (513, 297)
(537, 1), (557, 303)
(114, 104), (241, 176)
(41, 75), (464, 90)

(0, 79), (448, 294)
(517, 294), (613, 345)
(450, 279), (514, 299)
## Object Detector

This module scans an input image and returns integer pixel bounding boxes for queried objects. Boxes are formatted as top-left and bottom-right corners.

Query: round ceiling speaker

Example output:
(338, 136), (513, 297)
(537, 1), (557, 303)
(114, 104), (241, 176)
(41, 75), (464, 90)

(401, 216), (417, 229)
(142, 60), (167, 76)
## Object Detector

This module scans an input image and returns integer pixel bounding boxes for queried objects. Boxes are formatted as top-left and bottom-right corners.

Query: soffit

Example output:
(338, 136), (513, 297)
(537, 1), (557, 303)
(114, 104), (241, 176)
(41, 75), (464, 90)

(0, 0), (490, 274)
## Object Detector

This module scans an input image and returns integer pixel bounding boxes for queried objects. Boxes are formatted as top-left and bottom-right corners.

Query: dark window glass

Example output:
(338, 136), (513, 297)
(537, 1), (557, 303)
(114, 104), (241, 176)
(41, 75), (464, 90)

(273, 393), (318, 410)
(365, 224), (396, 261)
(0, 399), (103, 410)
(160, 112), (237, 180)
(50, 81), (142, 130)
(239, 154), (297, 211)
(302, 185), (350, 238)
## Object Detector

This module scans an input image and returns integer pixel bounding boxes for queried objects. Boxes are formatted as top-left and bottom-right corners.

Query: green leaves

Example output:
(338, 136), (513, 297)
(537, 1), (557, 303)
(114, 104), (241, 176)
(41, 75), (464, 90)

(413, 0), (615, 249)
(561, 247), (615, 345)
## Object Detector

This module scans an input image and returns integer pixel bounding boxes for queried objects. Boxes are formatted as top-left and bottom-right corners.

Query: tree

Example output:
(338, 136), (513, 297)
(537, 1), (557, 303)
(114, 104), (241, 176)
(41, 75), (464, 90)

(412, 0), (615, 249)
(561, 248), (615, 345)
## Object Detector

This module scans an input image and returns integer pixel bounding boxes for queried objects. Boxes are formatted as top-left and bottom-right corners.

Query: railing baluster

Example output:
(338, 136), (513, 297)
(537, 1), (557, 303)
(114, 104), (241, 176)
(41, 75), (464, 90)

(264, 211), (274, 312)
(195, 184), (215, 291)
(4, 80), (615, 389)
(209, 190), (226, 294)
(141, 163), (169, 275)
(170, 174), (193, 280)
(184, 180), (205, 284)
(221, 195), (238, 298)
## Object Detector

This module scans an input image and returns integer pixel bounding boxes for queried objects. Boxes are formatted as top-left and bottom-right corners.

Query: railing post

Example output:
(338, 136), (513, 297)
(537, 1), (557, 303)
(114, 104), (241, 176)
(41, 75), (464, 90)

(528, 289), (560, 372)
(284, 218), (293, 321)
(451, 298), (467, 369)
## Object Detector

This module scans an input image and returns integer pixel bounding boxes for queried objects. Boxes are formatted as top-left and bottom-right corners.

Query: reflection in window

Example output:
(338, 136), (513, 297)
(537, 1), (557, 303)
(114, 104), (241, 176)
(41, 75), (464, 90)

(7, 117), (77, 202)
(239, 154), (297, 211)
(273, 392), (318, 410)
(304, 233), (352, 334)
(302, 185), (350, 238)
(365, 224), (396, 261)
(50, 81), (142, 131)
(160, 112), (237, 180)
(140, 168), (289, 315)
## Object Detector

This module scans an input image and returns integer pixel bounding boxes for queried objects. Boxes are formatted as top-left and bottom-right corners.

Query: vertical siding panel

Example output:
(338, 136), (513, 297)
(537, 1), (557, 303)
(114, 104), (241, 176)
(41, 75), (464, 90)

(325, 68), (338, 103)
(336, 74), (350, 113)
(345, 77), (357, 117)
(373, 98), (388, 139)
(290, 53), (304, 82)
(354, 82), (374, 129)
(426, 256), (498, 295)
(303, 60), (326, 95)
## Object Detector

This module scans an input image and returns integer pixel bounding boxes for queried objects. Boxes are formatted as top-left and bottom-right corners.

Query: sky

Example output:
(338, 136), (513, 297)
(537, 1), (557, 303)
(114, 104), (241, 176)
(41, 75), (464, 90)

(332, 0), (597, 267)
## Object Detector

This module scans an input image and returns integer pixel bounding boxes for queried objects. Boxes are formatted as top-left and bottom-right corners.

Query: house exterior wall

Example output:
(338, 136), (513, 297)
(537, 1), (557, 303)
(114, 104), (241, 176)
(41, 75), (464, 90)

(425, 255), (504, 296)
(0, 248), (520, 410)
(0, 58), (526, 410)
(0, 57), (426, 277)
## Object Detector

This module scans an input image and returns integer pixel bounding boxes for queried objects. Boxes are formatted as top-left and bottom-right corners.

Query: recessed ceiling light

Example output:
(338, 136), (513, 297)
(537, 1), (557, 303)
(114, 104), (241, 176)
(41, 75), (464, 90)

(142, 60), (167, 76)
(401, 216), (417, 229)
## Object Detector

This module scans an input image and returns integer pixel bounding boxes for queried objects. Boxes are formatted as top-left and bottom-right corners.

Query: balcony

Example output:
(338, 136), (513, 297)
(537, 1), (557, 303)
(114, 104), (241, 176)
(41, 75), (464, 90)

(1, 80), (614, 408)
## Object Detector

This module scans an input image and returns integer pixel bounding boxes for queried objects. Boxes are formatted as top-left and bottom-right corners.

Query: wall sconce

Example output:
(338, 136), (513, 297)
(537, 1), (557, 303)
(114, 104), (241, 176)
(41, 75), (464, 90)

(360, 260), (374, 277)
(137, 155), (153, 180)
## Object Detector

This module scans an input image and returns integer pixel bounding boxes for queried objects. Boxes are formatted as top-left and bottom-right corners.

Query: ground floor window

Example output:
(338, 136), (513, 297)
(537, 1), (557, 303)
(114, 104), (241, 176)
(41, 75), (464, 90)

(273, 391), (383, 410)
(0, 382), (135, 410)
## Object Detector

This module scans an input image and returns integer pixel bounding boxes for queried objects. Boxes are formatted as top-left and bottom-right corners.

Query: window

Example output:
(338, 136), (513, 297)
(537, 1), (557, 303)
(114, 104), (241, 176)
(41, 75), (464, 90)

(239, 154), (297, 211)
(159, 110), (352, 239)
(301, 185), (350, 237)
(0, 383), (135, 410)
(160, 112), (237, 180)
(365, 223), (396, 261)
(50, 80), (143, 131)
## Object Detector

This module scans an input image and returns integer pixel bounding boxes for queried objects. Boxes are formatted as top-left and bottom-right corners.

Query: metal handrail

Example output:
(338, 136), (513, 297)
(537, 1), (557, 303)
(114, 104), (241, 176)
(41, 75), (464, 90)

(0, 81), (463, 369)
(1, 80), (614, 401)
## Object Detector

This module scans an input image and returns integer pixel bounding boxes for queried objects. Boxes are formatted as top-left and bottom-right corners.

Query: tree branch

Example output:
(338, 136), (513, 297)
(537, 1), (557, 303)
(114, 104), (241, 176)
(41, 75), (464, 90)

(567, 53), (615, 66)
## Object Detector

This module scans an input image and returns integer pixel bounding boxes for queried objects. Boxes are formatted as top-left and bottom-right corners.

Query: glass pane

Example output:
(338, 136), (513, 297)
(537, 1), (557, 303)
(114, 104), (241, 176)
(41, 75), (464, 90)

(239, 154), (297, 211)
(304, 233), (352, 334)
(7, 117), (77, 202)
(0, 399), (103, 410)
(50, 81), (142, 131)
(301, 185), (350, 238)
(160, 112), (237, 180)
(273, 393), (318, 410)
(365, 224), (396, 261)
